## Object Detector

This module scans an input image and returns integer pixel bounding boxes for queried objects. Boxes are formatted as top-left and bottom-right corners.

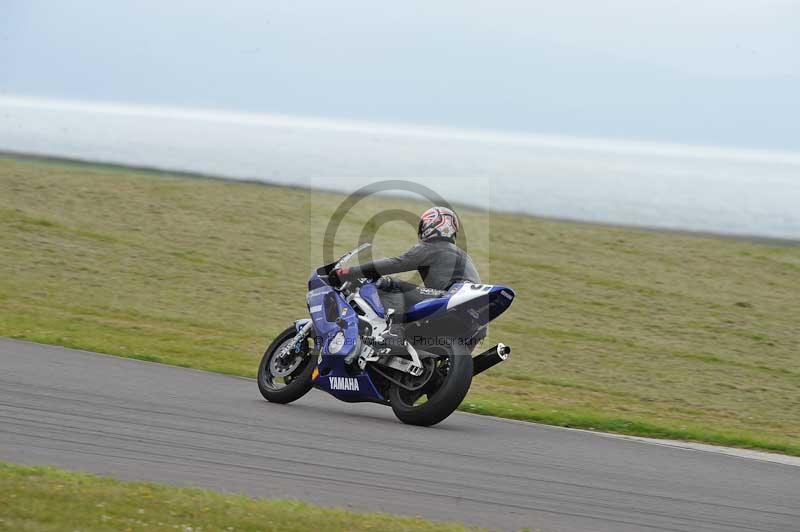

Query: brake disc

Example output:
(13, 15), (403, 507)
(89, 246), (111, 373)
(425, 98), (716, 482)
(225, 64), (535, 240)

(270, 342), (305, 377)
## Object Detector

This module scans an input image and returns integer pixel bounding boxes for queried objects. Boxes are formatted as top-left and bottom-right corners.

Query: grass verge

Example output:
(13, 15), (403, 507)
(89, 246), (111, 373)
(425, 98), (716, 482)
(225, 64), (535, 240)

(1, 155), (799, 455)
(0, 461), (480, 532)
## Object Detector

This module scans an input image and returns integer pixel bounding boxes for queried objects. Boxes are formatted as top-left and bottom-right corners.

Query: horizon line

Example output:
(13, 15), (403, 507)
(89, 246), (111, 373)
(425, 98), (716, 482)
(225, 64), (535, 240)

(2, 93), (800, 166)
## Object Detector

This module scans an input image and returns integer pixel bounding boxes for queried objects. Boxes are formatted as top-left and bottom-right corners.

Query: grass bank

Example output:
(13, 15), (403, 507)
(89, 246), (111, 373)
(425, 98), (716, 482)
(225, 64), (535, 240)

(0, 461), (479, 532)
(1, 155), (798, 455)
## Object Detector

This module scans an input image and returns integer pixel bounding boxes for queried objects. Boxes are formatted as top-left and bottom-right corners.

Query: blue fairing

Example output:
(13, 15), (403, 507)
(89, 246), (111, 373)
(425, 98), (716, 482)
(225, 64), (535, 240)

(306, 270), (386, 404)
(314, 354), (385, 403)
(306, 285), (359, 358)
(359, 283), (385, 318)
(404, 297), (449, 322)
(302, 269), (514, 407)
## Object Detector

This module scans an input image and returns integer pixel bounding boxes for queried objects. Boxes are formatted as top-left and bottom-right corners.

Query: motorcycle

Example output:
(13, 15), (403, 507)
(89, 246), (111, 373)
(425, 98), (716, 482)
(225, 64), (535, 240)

(258, 243), (515, 426)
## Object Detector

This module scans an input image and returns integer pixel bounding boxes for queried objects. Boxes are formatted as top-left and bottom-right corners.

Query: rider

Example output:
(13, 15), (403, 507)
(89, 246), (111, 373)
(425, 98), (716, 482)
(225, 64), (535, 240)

(332, 206), (481, 327)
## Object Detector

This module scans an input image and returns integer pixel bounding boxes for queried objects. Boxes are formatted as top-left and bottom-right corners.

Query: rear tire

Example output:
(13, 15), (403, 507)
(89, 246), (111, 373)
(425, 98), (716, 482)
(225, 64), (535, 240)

(258, 326), (317, 405)
(389, 344), (473, 427)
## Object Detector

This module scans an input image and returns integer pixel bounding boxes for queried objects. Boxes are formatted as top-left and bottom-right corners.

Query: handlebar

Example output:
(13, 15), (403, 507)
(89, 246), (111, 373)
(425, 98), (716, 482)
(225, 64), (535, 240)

(327, 268), (353, 296)
(338, 280), (353, 295)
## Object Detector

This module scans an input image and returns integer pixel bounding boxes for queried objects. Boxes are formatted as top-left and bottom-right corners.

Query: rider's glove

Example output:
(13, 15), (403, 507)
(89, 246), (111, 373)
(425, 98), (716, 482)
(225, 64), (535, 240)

(375, 276), (395, 290)
(331, 267), (352, 287)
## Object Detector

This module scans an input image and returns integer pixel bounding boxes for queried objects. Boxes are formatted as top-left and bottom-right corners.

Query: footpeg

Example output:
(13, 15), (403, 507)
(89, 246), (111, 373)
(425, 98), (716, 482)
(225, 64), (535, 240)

(403, 342), (425, 377)
(355, 344), (381, 371)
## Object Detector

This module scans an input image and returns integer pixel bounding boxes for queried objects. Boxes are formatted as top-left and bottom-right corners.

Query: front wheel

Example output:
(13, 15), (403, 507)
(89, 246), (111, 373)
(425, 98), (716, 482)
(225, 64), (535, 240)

(258, 326), (317, 404)
(388, 344), (473, 427)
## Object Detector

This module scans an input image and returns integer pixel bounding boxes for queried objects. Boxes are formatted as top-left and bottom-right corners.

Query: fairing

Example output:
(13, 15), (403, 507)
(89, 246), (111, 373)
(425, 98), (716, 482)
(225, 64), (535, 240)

(303, 256), (515, 406)
(306, 269), (386, 404)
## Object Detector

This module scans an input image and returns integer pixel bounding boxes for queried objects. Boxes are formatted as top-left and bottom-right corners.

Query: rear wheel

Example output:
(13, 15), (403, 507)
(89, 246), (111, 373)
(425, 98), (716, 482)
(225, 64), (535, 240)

(388, 344), (473, 427)
(258, 326), (317, 404)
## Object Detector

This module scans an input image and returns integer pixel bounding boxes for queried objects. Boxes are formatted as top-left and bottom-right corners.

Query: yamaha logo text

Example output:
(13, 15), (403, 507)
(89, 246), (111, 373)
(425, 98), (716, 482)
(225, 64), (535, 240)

(329, 377), (360, 392)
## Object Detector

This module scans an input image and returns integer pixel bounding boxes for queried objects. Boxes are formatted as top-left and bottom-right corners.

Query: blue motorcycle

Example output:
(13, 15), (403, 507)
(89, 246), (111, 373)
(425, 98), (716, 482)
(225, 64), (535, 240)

(258, 243), (516, 426)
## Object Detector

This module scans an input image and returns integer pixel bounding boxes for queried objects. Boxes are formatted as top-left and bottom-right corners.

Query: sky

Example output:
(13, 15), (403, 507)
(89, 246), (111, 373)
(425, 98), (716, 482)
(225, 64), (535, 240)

(2, 0), (799, 151)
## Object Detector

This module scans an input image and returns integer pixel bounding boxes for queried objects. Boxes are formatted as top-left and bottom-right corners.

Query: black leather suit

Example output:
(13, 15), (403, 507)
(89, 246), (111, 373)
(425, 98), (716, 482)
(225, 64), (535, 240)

(343, 237), (480, 322)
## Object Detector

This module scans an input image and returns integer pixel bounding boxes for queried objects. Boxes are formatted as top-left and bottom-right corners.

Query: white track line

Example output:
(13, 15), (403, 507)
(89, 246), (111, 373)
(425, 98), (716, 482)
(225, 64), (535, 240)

(469, 412), (800, 468)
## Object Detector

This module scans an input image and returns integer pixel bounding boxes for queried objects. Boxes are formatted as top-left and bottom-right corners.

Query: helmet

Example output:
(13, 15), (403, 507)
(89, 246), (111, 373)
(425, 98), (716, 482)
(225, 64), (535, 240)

(418, 206), (460, 241)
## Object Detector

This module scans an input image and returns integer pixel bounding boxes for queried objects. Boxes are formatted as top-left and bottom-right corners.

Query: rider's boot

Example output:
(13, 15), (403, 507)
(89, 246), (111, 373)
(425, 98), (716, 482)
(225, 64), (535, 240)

(344, 312), (404, 369)
(381, 323), (407, 353)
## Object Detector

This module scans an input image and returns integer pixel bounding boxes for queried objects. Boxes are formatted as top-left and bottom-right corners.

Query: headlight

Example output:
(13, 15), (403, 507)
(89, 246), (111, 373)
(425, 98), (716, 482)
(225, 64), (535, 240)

(328, 332), (346, 355)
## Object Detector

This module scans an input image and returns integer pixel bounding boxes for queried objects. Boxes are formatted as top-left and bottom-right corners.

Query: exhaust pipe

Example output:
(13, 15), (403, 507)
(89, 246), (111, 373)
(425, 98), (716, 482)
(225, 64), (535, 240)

(472, 343), (511, 376)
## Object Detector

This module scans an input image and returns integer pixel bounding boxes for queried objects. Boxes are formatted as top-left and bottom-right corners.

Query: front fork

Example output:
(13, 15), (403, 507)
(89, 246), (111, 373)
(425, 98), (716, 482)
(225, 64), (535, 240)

(278, 320), (314, 360)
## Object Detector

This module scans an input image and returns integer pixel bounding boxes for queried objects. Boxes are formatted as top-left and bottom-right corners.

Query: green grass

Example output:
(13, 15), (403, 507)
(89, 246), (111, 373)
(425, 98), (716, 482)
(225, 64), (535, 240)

(0, 461), (481, 532)
(1, 155), (799, 455)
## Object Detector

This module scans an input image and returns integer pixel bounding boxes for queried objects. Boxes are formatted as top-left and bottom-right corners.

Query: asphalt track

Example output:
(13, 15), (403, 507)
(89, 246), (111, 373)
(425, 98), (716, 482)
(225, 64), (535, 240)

(1, 339), (798, 531)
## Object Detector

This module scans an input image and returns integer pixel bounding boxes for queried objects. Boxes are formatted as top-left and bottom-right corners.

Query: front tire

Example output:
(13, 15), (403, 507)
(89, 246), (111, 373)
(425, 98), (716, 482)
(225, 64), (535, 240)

(258, 326), (317, 404)
(389, 344), (473, 427)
